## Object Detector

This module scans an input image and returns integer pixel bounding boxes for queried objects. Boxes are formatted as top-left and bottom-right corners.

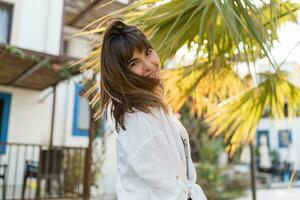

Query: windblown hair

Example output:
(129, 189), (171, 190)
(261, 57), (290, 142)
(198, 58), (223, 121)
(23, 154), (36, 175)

(100, 20), (169, 132)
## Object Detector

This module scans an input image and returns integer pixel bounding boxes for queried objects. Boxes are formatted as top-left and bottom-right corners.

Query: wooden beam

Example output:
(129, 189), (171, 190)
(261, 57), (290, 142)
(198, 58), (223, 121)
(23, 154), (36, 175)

(68, 0), (103, 26)
(9, 59), (50, 86)
(49, 85), (57, 148)
(0, 43), (79, 62)
(83, 109), (98, 199)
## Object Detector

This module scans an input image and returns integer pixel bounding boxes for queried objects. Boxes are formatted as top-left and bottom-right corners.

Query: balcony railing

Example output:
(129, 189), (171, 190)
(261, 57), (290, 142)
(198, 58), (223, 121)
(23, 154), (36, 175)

(0, 142), (87, 200)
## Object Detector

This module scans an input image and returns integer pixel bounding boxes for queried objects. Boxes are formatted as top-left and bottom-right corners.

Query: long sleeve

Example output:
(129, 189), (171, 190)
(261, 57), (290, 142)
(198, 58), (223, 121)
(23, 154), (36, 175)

(115, 108), (207, 200)
(117, 131), (189, 200)
(185, 137), (207, 200)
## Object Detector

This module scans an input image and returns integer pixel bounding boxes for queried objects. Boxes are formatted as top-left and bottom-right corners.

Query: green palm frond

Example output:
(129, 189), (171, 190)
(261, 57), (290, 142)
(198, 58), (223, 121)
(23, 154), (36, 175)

(75, 0), (300, 153)
(205, 71), (300, 155)
(122, 0), (299, 65)
(78, 0), (298, 105)
(163, 58), (247, 116)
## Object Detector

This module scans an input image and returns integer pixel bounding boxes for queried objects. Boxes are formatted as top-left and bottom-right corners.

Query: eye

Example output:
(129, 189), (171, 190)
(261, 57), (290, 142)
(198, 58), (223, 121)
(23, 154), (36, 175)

(145, 49), (152, 56)
(129, 60), (138, 67)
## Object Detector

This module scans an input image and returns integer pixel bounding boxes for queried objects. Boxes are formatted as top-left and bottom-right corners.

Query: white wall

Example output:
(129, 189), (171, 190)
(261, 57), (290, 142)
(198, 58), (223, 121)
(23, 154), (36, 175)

(0, 77), (93, 146)
(52, 78), (89, 148)
(257, 118), (300, 167)
(3, 0), (64, 55)
(0, 78), (92, 149)
(0, 80), (87, 147)
(67, 37), (91, 58)
(0, 78), (90, 187)
(0, 85), (53, 145)
(0, 85), (53, 187)
(63, 26), (95, 58)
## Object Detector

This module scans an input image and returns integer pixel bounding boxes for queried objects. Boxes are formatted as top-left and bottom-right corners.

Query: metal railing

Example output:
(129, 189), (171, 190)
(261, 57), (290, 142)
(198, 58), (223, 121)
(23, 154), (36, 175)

(0, 142), (87, 200)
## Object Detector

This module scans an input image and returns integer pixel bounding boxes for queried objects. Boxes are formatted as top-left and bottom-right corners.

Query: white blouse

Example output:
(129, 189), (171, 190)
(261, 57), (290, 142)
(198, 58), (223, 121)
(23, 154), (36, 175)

(115, 107), (207, 200)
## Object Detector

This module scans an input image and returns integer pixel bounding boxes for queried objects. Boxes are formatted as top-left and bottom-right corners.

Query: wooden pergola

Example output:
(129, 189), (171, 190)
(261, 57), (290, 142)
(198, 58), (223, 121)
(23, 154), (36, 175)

(0, 43), (78, 90)
(0, 43), (82, 198)
(0, 42), (80, 149)
(64, 0), (135, 30)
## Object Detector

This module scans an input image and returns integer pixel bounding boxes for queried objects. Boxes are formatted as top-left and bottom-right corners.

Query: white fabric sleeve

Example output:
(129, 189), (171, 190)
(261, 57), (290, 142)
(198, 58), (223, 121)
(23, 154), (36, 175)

(126, 132), (189, 199)
(185, 134), (207, 200)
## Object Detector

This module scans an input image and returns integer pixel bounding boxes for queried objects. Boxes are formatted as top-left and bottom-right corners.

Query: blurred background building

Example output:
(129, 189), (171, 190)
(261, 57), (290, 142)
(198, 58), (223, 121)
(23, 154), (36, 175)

(1, 0), (300, 200)
(0, 0), (133, 199)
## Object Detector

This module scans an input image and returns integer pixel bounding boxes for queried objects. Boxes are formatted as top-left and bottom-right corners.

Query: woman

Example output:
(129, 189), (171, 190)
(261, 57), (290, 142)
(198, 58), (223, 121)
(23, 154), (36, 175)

(100, 20), (207, 200)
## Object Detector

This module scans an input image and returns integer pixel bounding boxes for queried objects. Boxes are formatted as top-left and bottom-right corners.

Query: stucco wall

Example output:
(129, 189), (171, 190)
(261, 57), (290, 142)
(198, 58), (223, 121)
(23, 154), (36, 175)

(3, 0), (64, 55)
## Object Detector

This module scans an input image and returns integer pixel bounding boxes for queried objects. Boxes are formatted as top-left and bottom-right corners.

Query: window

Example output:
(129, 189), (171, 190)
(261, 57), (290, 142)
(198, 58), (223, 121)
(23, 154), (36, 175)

(0, 2), (13, 44)
(0, 92), (11, 154)
(261, 102), (289, 118)
(256, 130), (270, 148)
(278, 130), (292, 148)
(72, 84), (90, 136)
(283, 102), (288, 117)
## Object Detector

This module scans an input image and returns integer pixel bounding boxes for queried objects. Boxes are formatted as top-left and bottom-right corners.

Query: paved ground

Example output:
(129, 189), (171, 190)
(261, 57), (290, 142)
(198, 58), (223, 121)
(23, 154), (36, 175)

(235, 187), (300, 200)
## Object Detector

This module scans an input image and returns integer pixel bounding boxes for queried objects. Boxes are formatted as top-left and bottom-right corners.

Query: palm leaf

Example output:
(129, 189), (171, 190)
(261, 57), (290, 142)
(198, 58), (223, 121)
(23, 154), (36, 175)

(205, 71), (300, 155)
(163, 58), (247, 116)
(75, 0), (300, 153)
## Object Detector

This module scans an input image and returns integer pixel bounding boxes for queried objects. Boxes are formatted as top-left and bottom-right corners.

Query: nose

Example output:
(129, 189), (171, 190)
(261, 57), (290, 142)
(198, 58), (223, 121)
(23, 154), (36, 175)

(142, 59), (153, 71)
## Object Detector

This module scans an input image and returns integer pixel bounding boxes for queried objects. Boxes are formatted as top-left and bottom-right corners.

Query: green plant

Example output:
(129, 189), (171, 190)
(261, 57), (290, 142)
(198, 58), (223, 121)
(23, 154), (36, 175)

(63, 150), (85, 195)
(63, 145), (105, 195)
(270, 149), (280, 163)
(193, 135), (250, 200)
(196, 163), (249, 200)
(180, 103), (248, 200)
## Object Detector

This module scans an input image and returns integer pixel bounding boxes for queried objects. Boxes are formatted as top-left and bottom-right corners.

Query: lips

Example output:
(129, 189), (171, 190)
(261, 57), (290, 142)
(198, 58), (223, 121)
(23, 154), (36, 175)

(147, 69), (160, 78)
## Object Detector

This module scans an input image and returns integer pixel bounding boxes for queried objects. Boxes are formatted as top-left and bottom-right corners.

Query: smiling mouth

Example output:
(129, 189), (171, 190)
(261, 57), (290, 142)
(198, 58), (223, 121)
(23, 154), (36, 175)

(147, 70), (157, 78)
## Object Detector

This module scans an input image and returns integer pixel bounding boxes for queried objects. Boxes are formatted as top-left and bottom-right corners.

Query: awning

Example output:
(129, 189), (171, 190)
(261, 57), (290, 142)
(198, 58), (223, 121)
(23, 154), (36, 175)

(0, 43), (79, 90)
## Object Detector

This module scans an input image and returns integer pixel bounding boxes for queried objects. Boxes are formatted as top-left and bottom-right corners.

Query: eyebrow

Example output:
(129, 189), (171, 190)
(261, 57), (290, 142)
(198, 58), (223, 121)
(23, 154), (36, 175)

(128, 58), (138, 65)
(128, 48), (150, 65)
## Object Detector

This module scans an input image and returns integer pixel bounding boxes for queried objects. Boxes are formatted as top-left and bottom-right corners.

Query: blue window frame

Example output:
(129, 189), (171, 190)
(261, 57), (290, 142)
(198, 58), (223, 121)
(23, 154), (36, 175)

(256, 130), (270, 148)
(72, 84), (90, 136)
(0, 92), (11, 154)
(278, 130), (292, 148)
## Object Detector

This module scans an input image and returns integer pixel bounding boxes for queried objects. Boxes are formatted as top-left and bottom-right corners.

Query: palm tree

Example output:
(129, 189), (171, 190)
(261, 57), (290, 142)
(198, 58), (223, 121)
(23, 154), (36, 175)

(77, 0), (300, 155)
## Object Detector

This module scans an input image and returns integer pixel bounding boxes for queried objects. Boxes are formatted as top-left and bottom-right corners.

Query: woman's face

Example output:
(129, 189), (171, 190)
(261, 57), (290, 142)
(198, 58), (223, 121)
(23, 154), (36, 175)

(127, 47), (160, 79)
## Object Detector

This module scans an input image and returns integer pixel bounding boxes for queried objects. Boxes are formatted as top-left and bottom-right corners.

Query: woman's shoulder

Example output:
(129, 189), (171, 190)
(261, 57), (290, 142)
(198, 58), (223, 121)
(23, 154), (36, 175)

(116, 107), (162, 148)
(123, 107), (161, 128)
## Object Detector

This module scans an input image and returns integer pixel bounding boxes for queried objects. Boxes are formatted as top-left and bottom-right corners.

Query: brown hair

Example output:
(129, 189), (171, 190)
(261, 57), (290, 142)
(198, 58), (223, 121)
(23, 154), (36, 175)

(100, 20), (169, 132)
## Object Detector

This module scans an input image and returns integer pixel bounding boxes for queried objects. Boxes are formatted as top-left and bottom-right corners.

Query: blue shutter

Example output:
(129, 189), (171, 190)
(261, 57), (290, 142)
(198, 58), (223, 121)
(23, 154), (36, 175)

(0, 92), (11, 154)
(72, 84), (90, 136)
